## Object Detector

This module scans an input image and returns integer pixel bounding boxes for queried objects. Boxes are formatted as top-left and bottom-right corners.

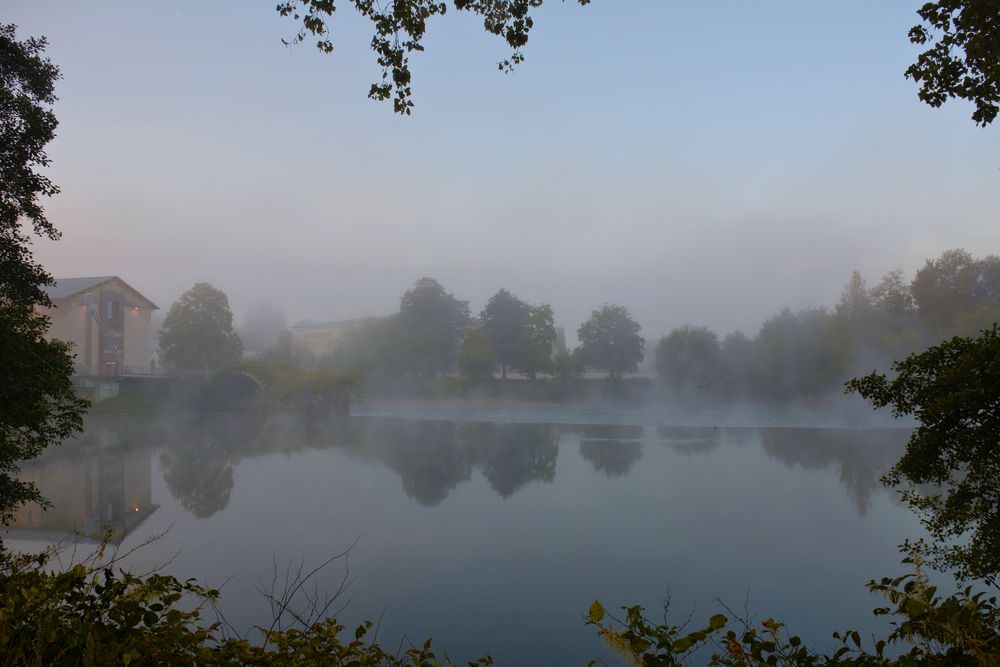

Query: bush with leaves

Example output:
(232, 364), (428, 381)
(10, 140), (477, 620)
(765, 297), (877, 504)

(586, 560), (1000, 665)
(0, 543), (493, 667)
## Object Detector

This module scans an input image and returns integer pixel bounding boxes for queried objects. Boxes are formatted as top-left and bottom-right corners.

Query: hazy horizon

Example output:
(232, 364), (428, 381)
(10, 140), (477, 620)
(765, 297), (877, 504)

(8, 1), (998, 341)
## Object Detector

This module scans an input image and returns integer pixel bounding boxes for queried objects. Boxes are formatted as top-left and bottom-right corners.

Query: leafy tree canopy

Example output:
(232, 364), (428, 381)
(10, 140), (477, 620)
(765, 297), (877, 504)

(159, 283), (244, 371)
(848, 325), (1000, 583)
(458, 325), (497, 381)
(277, 1), (1000, 124)
(480, 289), (530, 379)
(577, 304), (643, 379)
(655, 325), (722, 392)
(907, 0), (1000, 125)
(277, 0), (592, 114)
(0, 23), (87, 526)
(398, 277), (469, 377)
(911, 249), (1000, 331)
(514, 303), (556, 380)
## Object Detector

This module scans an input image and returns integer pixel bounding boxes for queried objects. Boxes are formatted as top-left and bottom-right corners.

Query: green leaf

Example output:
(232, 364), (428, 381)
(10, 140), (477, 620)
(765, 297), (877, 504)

(709, 613), (727, 630)
(587, 600), (605, 623)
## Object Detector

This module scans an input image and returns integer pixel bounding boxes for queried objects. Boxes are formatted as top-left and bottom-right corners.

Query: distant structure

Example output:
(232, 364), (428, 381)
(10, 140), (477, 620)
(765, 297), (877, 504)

(286, 316), (386, 357)
(41, 276), (159, 377)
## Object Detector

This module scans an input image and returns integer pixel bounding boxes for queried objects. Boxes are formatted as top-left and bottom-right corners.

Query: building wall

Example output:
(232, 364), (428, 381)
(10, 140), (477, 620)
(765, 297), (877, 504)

(123, 306), (152, 369)
(43, 277), (157, 375)
(44, 300), (99, 374)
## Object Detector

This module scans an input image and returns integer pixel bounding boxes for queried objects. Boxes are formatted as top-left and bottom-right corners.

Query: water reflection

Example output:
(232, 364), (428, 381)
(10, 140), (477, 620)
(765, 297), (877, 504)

(10, 446), (156, 542)
(464, 423), (558, 498)
(757, 428), (906, 515)
(11, 415), (910, 527)
(4, 412), (916, 667)
(655, 425), (907, 515)
(159, 415), (265, 518)
(351, 420), (559, 505)
(578, 425), (644, 478)
(657, 425), (723, 455)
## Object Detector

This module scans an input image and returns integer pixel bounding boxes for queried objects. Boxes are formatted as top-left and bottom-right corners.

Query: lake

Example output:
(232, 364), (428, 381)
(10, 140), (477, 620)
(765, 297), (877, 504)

(4, 403), (921, 665)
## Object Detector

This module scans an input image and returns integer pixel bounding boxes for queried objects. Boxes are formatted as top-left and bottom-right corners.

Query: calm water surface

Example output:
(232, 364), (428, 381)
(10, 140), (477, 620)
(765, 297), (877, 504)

(6, 406), (919, 665)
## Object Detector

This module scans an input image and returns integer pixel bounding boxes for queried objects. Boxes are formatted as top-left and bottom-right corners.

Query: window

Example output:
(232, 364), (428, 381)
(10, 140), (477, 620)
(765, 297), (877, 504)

(106, 300), (118, 320)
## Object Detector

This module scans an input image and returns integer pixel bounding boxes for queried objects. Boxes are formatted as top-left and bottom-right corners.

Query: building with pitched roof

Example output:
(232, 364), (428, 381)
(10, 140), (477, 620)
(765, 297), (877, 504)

(41, 276), (159, 376)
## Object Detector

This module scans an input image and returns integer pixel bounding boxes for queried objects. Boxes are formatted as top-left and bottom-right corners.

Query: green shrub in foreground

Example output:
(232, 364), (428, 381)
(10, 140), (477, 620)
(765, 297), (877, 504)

(589, 562), (1000, 666)
(0, 546), (491, 667)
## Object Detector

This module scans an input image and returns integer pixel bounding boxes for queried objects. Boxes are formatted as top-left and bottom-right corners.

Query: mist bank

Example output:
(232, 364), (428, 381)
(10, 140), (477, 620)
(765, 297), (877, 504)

(233, 248), (999, 408)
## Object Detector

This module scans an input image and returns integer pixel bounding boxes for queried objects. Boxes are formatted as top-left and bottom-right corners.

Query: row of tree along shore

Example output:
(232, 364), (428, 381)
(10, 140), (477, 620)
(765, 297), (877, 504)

(153, 248), (1000, 404)
(256, 248), (996, 401)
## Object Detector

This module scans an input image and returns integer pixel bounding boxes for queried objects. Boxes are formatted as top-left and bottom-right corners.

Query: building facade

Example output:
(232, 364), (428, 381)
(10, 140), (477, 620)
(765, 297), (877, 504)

(41, 276), (159, 376)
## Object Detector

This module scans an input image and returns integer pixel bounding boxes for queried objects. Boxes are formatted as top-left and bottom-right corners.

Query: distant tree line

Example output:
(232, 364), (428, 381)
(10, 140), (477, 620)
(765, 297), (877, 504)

(272, 278), (645, 381)
(655, 248), (1000, 400)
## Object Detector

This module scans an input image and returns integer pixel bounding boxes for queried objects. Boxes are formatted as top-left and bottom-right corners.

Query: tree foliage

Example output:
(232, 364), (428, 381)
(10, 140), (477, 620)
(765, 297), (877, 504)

(277, 1), (1000, 124)
(159, 283), (244, 371)
(479, 289), (529, 379)
(910, 249), (1000, 332)
(276, 0), (592, 114)
(907, 0), (1000, 126)
(577, 304), (644, 378)
(458, 325), (497, 381)
(655, 325), (722, 393)
(0, 23), (88, 526)
(398, 277), (469, 377)
(0, 545), (494, 666)
(514, 303), (556, 380)
(646, 249), (1000, 402)
(847, 325), (1000, 583)
(587, 563), (1000, 665)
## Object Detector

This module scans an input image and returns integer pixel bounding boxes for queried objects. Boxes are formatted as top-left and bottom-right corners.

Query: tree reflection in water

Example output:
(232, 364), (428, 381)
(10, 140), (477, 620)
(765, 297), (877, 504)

(578, 425), (644, 478)
(45, 413), (910, 520)
(463, 423), (558, 498)
(352, 420), (558, 505)
(655, 424), (908, 516)
(159, 414), (264, 519)
(756, 428), (907, 516)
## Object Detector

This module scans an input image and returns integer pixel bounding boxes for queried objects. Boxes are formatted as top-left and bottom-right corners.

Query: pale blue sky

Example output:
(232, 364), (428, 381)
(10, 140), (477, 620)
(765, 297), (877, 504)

(8, 1), (999, 339)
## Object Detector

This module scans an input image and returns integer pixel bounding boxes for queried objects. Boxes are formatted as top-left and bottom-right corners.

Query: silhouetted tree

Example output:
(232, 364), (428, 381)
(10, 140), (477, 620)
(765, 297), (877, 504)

(871, 268), (915, 320)
(278, 1), (1000, 126)
(480, 289), (530, 379)
(906, 0), (1000, 125)
(655, 326), (722, 393)
(849, 325), (1000, 582)
(835, 270), (872, 319)
(398, 277), (469, 377)
(577, 304), (644, 379)
(0, 24), (88, 524)
(911, 249), (980, 331)
(514, 304), (557, 380)
(753, 308), (839, 398)
(159, 283), (244, 370)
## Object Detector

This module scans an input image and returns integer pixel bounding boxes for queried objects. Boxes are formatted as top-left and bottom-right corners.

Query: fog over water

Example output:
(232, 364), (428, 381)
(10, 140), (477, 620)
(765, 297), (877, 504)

(5, 410), (919, 665)
(6, 1), (999, 338)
